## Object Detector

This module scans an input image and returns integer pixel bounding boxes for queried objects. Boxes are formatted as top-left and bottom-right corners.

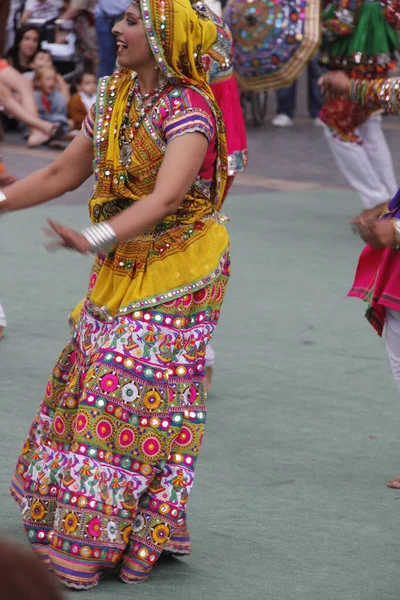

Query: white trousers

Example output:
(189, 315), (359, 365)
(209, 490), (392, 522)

(385, 309), (400, 392)
(0, 303), (6, 328)
(323, 116), (398, 209)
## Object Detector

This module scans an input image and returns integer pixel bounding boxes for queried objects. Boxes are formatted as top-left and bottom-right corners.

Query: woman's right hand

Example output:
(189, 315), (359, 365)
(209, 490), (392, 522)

(318, 71), (351, 100)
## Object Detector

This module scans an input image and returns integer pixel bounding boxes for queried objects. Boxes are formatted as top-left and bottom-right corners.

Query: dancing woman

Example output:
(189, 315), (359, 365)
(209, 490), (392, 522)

(2, 0), (230, 589)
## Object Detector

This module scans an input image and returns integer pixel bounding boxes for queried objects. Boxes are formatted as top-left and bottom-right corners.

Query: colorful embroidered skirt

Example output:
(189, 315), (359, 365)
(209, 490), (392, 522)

(10, 261), (229, 589)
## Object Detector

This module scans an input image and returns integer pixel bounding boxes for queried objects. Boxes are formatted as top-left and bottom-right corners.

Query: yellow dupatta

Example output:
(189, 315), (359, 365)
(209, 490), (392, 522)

(71, 0), (230, 323)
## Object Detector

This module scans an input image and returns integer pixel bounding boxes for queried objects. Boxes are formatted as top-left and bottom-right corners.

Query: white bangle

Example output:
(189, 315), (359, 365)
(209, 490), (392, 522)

(0, 190), (7, 215)
(81, 222), (117, 253)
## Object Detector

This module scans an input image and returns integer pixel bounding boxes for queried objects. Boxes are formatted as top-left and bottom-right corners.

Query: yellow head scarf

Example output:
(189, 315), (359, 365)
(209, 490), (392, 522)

(141, 0), (216, 91)
(141, 0), (229, 205)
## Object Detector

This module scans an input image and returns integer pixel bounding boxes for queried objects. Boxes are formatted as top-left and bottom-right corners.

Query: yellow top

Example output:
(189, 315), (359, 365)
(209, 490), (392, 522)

(71, 0), (230, 323)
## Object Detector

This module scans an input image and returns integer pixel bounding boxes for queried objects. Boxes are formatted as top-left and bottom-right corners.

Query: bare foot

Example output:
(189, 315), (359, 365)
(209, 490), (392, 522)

(206, 366), (213, 393)
(27, 129), (52, 148)
(386, 476), (400, 489)
(0, 326), (4, 340)
(351, 203), (388, 227)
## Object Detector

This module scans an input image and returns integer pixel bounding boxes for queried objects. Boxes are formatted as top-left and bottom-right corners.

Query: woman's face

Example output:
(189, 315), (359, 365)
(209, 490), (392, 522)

(112, 6), (155, 70)
(19, 29), (40, 60)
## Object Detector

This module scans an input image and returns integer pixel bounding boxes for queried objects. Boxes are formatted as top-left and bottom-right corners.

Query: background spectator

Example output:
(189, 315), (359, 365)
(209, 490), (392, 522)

(6, 24), (41, 74)
(272, 58), (324, 127)
(21, 0), (63, 25)
(33, 66), (69, 136)
(0, 58), (62, 146)
(58, 0), (98, 71)
(67, 71), (96, 130)
(26, 49), (70, 102)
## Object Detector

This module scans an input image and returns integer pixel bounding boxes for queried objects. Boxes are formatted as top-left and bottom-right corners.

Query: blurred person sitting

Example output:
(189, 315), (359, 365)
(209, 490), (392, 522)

(272, 57), (324, 127)
(6, 25), (42, 74)
(0, 58), (63, 147)
(21, 0), (64, 25)
(27, 49), (70, 102)
(67, 71), (96, 130)
(33, 66), (69, 137)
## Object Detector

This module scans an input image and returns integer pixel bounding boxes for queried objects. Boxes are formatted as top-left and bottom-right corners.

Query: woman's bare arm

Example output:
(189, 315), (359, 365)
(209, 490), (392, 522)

(109, 131), (209, 242)
(43, 131), (210, 253)
(1, 132), (93, 211)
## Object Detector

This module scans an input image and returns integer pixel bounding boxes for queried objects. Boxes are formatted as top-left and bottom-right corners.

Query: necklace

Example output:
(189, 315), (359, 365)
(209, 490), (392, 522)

(119, 76), (167, 168)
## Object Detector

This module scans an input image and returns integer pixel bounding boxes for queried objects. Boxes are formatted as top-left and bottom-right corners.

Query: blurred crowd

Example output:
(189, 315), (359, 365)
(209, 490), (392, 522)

(0, 0), (143, 160)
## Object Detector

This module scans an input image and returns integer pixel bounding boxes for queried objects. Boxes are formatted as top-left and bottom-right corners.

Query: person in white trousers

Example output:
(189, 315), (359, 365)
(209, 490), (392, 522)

(322, 114), (398, 221)
(319, 0), (400, 223)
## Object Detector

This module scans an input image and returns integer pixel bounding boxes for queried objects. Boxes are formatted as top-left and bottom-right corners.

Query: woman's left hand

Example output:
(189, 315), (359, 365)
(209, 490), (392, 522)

(44, 219), (91, 253)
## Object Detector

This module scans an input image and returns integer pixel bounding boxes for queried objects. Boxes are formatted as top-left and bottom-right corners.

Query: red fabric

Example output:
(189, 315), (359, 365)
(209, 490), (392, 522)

(211, 75), (247, 160)
(40, 93), (51, 114)
(0, 59), (9, 72)
(348, 245), (400, 335)
(319, 97), (372, 143)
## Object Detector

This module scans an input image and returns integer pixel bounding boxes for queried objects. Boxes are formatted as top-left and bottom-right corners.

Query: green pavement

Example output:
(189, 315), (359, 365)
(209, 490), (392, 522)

(1, 190), (399, 600)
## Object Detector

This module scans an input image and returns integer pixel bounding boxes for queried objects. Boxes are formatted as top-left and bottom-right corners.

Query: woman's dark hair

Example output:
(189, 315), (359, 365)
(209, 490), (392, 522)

(6, 25), (42, 73)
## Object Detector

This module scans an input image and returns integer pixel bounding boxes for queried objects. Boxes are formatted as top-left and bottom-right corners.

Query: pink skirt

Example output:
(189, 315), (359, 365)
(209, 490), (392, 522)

(348, 245), (400, 335)
(211, 75), (248, 176)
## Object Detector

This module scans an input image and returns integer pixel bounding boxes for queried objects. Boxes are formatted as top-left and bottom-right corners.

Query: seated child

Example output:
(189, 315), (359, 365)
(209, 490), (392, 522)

(67, 71), (96, 130)
(33, 66), (69, 135)
(27, 49), (70, 102)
